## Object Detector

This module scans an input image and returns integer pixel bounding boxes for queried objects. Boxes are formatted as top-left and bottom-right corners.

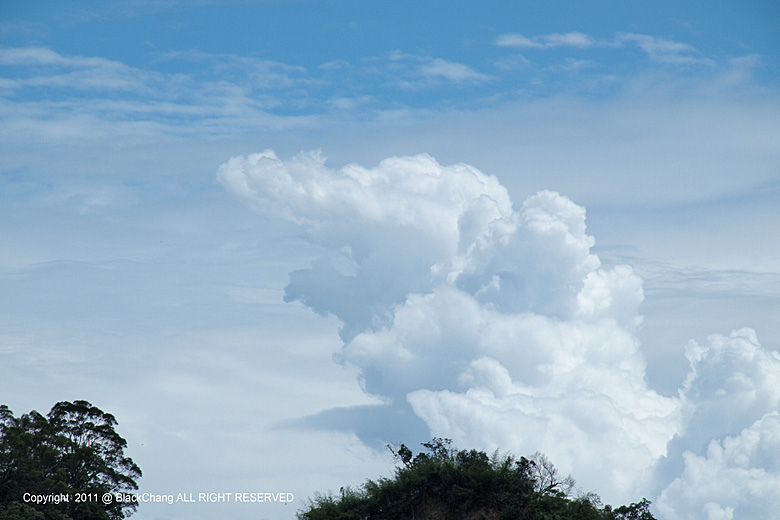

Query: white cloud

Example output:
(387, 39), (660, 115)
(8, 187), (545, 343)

(494, 33), (541, 48)
(319, 59), (352, 71)
(657, 412), (780, 520)
(494, 53), (531, 71)
(0, 46), (117, 68)
(494, 31), (599, 49)
(679, 329), (780, 448)
(217, 151), (666, 502)
(494, 31), (714, 68)
(217, 150), (512, 339)
(0, 46), (154, 93)
(382, 51), (490, 87)
(3, 9), (778, 520)
(327, 95), (375, 110)
(219, 150), (780, 516)
(400, 276), (677, 503)
(0, 47), (327, 142)
(617, 33), (714, 66)
(159, 50), (316, 90)
(546, 57), (597, 73)
(545, 32), (598, 48)
(418, 57), (490, 83)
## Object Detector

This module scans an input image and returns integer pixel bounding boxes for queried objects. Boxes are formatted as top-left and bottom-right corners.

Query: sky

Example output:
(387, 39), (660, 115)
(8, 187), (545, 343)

(1, 1), (780, 519)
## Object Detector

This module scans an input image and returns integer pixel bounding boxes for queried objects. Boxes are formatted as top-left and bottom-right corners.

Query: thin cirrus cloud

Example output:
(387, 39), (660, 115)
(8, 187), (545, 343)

(494, 31), (601, 49)
(616, 32), (713, 66)
(157, 50), (316, 90)
(0, 45), (493, 136)
(0, 46), (327, 140)
(417, 57), (491, 83)
(384, 51), (491, 87)
(494, 31), (712, 66)
(0, 46), (119, 68)
(218, 150), (780, 514)
(0, 46), (155, 93)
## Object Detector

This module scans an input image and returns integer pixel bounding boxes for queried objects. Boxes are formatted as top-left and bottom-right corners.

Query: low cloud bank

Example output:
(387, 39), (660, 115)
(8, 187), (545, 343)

(219, 151), (780, 517)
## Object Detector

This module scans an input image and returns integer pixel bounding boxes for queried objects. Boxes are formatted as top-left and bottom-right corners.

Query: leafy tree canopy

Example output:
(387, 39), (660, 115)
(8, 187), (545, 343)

(297, 438), (656, 520)
(0, 400), (141, 520)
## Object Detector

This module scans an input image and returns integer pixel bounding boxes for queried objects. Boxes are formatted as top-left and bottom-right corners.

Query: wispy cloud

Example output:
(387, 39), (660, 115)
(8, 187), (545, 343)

(0, 45), (497, 140)
(157, 50), (318, 90)
(318, 59), (352, 72)
(0, 46), (156, 93)
(0, 46), (326, 140)
(327, 95), (375, 111)
(494, 31), (714, 67)
(385, 51), (490, 87)
(0, 46), (115, 67)
(617, 32), (714, 66)
(495, 31), (602, 49)
(418, 57), (490, 83)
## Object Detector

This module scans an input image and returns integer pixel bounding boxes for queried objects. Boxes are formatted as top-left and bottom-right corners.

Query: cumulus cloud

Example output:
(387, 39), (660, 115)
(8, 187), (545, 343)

(218, 150), (511, 339)
(650, 329), (780, 518)
(219, 150), (780, 516)
(657, 412), (780, 519)
(680, 329), (780, 447)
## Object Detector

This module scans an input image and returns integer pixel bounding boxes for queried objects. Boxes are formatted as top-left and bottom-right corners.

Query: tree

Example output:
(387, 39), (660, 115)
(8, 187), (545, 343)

(527, 451), (575, 497)
(609, 499), (656, 520)
(297, 439), (657, 520)
(0, 401), (141, 520)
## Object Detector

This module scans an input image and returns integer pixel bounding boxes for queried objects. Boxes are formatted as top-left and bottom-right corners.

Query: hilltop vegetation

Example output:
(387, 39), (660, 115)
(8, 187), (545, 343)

(298, 438), (655, 520)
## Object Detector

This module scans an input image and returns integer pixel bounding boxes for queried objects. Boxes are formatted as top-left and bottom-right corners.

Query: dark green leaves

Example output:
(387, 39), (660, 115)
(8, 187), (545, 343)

(0, 401), (141, 520)
(297, 439), (657, 520)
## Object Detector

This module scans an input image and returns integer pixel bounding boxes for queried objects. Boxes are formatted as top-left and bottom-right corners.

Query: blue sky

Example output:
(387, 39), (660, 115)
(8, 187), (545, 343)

(2, 2), (780, 519)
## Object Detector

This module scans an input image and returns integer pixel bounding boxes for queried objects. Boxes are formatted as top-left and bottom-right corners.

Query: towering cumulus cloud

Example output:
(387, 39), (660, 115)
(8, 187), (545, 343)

(218, 151), (780, 517)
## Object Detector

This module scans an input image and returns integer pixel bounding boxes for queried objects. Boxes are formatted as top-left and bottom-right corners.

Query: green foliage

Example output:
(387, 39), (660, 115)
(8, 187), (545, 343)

(0, 502), (47, 520)
(297, 439), (657, 520)
(0, 401), (141, 520)
(608, 499), (656, 520)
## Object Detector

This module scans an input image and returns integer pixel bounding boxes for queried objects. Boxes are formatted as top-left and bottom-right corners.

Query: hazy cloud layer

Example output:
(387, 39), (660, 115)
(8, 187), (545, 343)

(2, 31), (749, 142)
(219, 151), (780, 514)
